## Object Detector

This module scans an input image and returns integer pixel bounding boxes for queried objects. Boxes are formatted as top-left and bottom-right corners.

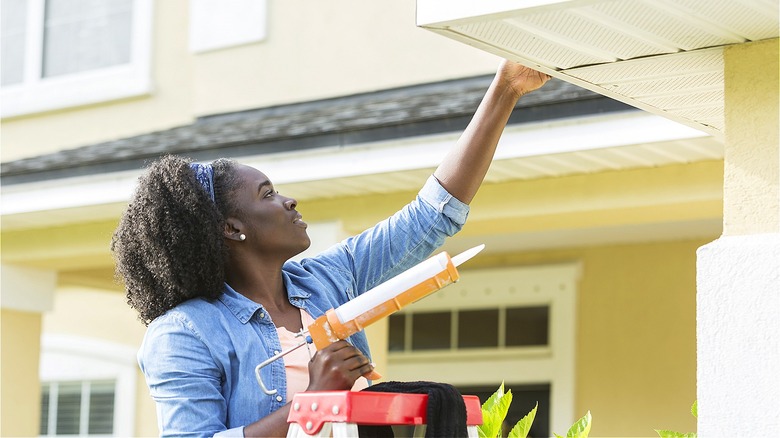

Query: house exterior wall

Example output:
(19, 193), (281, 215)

(697, 38), (780, 437)
(0, 1), (733, 436)
(1, 0), (499, 162)
(722, 38), (779, 236)
(481, 239), (703, 437)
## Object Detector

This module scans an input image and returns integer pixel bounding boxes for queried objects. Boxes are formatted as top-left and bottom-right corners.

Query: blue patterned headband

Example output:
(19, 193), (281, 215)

(190, 162), (215, 202)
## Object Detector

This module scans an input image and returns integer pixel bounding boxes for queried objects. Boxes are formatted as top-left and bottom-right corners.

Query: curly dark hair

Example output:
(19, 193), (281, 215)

(111, 155), (243, 325)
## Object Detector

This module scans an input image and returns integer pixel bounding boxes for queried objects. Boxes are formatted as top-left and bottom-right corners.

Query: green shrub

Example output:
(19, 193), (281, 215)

(478, 383), (591, 438)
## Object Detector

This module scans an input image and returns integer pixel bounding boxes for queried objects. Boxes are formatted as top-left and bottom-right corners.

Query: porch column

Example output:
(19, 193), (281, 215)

(696, 38), (779, 436)
(0, 264), (56, 436)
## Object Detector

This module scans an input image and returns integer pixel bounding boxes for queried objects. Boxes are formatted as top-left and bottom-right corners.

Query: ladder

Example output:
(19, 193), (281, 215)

(286, 390), (482, 437)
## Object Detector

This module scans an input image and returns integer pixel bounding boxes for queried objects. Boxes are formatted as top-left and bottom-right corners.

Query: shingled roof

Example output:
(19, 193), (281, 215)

(1, 76), (629, 185)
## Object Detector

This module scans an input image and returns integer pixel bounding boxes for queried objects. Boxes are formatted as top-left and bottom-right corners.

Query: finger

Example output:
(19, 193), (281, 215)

(356, 362), (375, 376)
(343, 353), (372, 372)
(324, 340), (354, 353)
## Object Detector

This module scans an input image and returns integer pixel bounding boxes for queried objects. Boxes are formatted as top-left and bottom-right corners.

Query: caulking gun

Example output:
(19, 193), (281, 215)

(255, 244), (484, 396)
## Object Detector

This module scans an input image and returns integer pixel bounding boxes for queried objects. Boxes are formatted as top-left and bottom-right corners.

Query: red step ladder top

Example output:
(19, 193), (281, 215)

(287, 391), (482, 435)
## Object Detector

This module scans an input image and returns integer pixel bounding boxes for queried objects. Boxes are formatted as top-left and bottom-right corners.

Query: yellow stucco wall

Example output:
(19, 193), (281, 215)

(722, 38), (779, 235)
(1, 309), (42, 437)
(465, 240), (702, 437)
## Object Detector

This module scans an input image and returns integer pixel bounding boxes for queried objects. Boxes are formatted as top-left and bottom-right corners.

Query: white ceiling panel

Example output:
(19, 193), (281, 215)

(418, 0), (779, 138)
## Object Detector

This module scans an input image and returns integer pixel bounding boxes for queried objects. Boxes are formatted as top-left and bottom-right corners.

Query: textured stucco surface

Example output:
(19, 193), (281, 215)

(697, 234), (780, 437)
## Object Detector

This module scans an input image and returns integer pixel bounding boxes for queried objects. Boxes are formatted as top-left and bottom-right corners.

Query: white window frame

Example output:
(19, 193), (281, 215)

(41, 380), (116, 437)
(1, 0), (154, 118)
(39, 334), (138, 437)
(387, 262), (579, 434)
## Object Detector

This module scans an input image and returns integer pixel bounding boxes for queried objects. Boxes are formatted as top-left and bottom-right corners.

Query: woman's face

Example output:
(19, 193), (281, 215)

(229, 164), (311, 258)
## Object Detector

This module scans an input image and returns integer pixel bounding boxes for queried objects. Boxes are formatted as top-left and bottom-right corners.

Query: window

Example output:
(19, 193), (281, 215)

(386, 263), (579, 434)
(389, 305), (549, 352)
(0, 0), (153, 117)
(40, 335), (137, 437)
(40, 380), (116, 436)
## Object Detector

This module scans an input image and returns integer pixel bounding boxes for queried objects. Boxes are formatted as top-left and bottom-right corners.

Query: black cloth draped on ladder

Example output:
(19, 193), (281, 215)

(358, 381), (468, 437)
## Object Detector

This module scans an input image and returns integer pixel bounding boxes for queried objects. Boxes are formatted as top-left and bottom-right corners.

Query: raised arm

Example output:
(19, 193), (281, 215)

(433, 60), (551, 204)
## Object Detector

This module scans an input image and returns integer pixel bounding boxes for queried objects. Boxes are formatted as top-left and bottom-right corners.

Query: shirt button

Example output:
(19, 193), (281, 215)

(259, 312), (265, 319)
(276, 395), (283, 402)
(273, 350), (280, 355)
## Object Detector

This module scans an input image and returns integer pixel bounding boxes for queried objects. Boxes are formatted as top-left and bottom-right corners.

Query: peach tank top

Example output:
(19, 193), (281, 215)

(276, 308), (369, 401)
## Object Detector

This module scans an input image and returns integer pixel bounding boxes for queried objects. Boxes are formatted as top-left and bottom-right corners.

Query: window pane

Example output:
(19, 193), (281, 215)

(40, 384), (50, 435)
(457, 309), (498, 348)
(56, 382), (82, 435)
(388, 314), (405, 352)
(1, 0), (27, 86)
(88, 381), (115, 434)
(43, 0), (133, 78)
(411, 312), (450, 350)
(506, 306), (549, 346)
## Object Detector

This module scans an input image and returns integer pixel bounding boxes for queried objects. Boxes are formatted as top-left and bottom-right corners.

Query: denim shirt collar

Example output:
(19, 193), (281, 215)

(219, 272), (312, 324)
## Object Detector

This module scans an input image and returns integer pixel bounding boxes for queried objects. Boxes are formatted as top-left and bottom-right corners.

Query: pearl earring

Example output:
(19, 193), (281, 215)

(239, 234), (246, 241)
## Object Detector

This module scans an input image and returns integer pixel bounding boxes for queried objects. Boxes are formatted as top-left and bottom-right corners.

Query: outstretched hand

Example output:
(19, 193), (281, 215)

(496, 59), (552, 99)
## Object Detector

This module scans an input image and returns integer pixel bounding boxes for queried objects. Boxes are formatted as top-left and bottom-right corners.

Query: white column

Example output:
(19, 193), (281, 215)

(696, 38), (779, 437)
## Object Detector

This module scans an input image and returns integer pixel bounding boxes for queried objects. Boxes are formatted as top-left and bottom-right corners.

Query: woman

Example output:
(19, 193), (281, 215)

(112, 60), (550, 437)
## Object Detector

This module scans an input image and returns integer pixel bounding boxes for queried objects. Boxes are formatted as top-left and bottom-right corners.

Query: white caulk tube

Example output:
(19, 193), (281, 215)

(334, 252), (451, 324)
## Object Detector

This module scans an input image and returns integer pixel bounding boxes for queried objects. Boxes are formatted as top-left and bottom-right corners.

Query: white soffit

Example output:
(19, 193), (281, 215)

(417, 0), (779, 139)
(0, 111), (718, 231)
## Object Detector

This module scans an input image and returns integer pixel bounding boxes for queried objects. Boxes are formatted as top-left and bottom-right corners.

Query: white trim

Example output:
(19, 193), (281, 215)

(0, 111), (708, 217)
(40, 334), (138, 437)
(0, 264), (56, 312)
(189, 0), (267, 53)
(387, 262), (580, 433)
(417, 0), (573, 27)
(245, 111), (708, 184)
(1, 0), (154, 118)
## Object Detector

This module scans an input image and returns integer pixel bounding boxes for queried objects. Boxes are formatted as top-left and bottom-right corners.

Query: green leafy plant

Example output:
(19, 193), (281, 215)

(478, 383), (591, 438)
(554, 411), (592, 438)
(508, 403), (537, 438)
(654, 400), (697, 438)
(478, 382), (514, 438)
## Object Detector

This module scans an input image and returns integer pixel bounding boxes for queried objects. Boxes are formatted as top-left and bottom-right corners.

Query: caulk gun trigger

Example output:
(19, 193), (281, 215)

(451, 244), (485, 267)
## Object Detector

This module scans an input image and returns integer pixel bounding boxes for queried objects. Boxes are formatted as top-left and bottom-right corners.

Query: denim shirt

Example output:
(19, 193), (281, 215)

(137, 176), (469, 437)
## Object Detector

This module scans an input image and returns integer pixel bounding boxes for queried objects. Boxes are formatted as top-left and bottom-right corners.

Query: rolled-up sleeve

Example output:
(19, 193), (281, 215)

(418, 175), (470, 226)
(311, 174), (471, 295)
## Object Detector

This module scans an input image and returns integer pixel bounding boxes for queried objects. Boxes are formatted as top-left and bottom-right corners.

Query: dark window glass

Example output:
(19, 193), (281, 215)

(411, 312), (450, 350)
(506, 306), (549, 346)
(88, 381), (115, 434)
(388, 314), (406, 352)
(458, 309), (499, 348)
(40, 384), (50, 435)
(56, 382), (81, 435)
